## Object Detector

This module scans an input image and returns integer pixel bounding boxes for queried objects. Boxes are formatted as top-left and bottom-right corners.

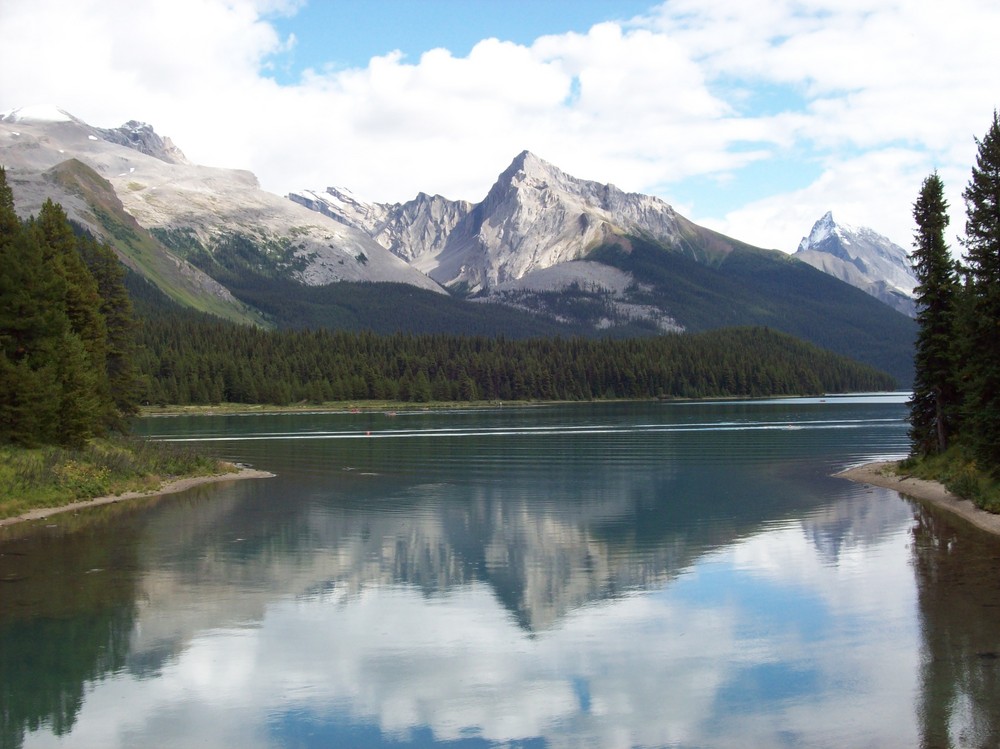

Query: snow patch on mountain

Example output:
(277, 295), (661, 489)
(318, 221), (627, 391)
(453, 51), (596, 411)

(1, 105), (76, 123)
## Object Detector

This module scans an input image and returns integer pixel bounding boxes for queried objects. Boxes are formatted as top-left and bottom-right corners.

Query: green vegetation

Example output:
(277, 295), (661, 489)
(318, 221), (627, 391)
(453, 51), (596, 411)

(908, 172), (961, 456)
(0, 169), (137, 447)
(0, 167), (235, 518)
(900, 447), (1000, 514)
(142, 196), (915, 383)
(186, 274), (600, 338)
(589, 234), (917, 385)
(2, 161), (904, 520)
(0, 438), (233, 520)
(45, 159), (266, 326)
(906, 111), (1000, 512)
(132, 306), (895, 406)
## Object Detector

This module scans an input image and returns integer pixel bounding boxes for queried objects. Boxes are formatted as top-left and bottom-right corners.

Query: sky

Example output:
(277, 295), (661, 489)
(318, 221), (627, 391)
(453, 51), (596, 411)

(1, 0), (997, 253)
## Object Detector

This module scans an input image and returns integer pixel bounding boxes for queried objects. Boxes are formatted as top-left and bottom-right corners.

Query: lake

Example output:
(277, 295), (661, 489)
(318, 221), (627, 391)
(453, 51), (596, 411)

(2, 396), (1000, 748)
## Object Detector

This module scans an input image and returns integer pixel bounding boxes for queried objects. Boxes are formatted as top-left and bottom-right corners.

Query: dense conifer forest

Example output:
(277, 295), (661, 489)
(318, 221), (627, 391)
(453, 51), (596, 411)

(131, 309), (894, 406)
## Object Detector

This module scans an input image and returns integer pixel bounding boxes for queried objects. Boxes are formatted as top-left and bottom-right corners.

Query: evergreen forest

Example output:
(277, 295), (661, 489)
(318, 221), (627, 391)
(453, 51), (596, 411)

(131, 309), (894, 407)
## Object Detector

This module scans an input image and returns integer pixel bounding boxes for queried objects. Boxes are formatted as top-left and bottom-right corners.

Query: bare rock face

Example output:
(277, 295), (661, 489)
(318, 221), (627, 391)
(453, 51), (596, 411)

(794, 212), (917, 317)
(293, 150), (687, 293)
(96, 120), (190, 165)
(291, 188), (473, 265)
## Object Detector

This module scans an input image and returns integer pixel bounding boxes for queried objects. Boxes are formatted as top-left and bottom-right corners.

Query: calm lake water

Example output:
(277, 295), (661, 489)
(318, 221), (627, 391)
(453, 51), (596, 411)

(3, 396), (1000, 748)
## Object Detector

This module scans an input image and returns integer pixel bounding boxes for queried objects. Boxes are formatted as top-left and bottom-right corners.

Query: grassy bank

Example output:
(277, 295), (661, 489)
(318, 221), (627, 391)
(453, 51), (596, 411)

(0, 438), (235, 520)
(899, 446), (1000, 514)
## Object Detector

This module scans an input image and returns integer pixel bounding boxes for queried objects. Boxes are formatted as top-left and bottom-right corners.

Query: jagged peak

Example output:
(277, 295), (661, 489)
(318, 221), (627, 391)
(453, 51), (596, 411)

(501, 150), (554, 179)
(96, 119), (188, 165)
(799, 211), (851, 253)
(119, 119), (155, 134)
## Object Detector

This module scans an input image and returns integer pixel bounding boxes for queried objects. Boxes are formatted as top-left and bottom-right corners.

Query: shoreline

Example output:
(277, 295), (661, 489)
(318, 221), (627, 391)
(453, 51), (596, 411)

(0, 467), (275, 529)
(836, 460), (1000, 537)
(139, 392), (906, 418)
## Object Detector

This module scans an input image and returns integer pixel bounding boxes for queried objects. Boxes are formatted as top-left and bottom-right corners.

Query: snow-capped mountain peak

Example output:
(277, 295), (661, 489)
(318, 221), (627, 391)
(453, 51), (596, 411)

(794, 212), (917, 317)
(798, 211), (860, 253)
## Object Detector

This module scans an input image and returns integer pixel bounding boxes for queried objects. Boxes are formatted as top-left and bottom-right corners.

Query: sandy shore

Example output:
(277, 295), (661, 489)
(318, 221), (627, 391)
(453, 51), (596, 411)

(836, 460), (1000, 537)
(0, 467), (275, 529)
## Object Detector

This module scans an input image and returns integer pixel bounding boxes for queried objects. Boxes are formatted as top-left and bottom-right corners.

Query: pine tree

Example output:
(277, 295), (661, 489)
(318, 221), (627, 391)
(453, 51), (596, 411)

(35, 200), (109, 376)
(908, 172), (960, 456)
(960, 110), (1000, 471)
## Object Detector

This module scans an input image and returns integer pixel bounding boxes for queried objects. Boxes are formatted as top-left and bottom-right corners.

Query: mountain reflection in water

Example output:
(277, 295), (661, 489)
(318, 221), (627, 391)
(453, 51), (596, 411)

(2, 398), (999, 748)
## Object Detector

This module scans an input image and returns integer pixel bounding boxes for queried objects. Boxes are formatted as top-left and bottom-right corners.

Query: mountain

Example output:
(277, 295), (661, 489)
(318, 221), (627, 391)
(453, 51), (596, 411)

(292, 150), (696, 293)
(0, 107), (445, 314)
(2, 109), (916, 384)
(290, 187), (474, 269)
(794, 212), (918, 317)
(295, 152), (916, 383)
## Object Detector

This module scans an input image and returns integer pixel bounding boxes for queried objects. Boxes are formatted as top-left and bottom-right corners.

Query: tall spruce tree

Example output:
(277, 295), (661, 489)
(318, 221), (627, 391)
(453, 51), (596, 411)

(909, 172), (960, 455)
(961, 110), (1000, 472)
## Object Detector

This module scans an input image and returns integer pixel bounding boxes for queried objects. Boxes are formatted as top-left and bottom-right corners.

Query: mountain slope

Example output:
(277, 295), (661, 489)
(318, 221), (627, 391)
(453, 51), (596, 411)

(0, 109), (445, 303)
(44, 158), (267, 325)
(794, 212), (917, 317)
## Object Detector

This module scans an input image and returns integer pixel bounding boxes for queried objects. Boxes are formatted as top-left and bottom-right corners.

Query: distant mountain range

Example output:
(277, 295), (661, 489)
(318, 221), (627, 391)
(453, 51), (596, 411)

(0, 107), (916, 384)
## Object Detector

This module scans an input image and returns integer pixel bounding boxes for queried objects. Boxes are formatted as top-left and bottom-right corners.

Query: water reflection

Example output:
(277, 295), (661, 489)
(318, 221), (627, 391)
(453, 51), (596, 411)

(911, 506), (1000, 749)
(2, 400), (999, 747)
(0, 509), (142, 748)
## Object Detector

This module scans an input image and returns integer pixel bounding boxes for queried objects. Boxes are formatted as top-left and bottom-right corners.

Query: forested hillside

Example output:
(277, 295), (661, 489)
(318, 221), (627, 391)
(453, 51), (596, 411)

(589, 236), (916, 385)
(131, 300), (894, 406)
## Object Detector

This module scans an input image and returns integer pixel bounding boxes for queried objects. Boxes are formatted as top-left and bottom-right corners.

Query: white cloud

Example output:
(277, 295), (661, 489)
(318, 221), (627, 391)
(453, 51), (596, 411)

(707, 147), (973, 252)
(1, 0), (997, 249)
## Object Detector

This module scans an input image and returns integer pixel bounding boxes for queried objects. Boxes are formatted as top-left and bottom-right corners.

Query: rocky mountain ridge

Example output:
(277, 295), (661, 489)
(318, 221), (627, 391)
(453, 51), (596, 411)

(291, 150), (693, 293)
(0, 108), (444, 308)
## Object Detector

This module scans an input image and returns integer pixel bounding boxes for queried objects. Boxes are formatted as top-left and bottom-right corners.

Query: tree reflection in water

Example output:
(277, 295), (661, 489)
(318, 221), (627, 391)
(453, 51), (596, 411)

(0, 511), (141, 749)
(912, 505), (1000, 749)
